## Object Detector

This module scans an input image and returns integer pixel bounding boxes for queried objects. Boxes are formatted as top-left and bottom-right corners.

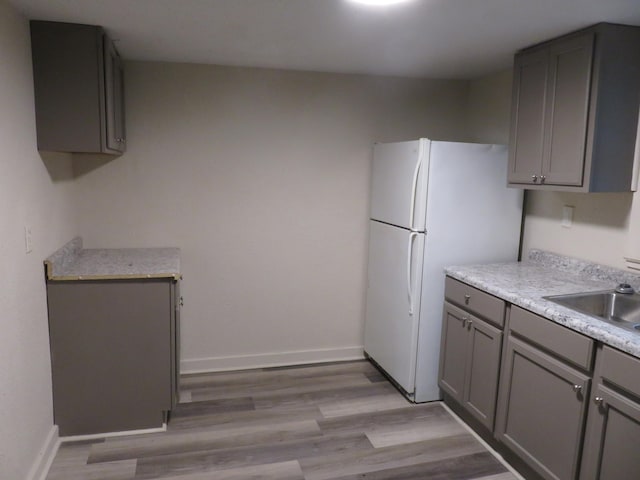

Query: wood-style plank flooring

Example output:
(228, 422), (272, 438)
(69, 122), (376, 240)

(45, 360), (519, 480)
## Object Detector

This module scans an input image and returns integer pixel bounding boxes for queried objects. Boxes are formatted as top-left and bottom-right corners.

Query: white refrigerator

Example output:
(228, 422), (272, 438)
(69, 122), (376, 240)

(364, 138), (523, 403)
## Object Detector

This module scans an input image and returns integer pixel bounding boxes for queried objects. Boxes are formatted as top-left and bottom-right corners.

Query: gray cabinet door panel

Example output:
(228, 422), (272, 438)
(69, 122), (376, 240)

(47, 280), (172, 436)
(508, 48), (548, 184)
(464, 318), (502, 430)
(438, 302), (468, 402)
(496, 336), (589, 480)
(543, 33), (594, 186)
(104, 37), (126, 153)
(581, 384), (640, 479)
(439, 300), (502, 431)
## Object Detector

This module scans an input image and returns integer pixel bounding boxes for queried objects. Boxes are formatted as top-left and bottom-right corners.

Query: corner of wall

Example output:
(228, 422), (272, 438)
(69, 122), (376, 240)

(25, 426), (59, 480)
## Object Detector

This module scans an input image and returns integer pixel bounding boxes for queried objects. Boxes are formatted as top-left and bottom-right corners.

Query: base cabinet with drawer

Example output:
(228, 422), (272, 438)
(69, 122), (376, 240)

(440, 277), (629, 480)
(496, 305), (594, 480)
(580, 346), (640, 479)
(439, 278), (505, 430)
(496, 337), (591, 480)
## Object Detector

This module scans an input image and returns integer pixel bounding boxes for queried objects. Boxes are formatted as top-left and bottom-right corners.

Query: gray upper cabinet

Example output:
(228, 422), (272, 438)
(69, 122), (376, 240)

(508, 23), (640, 192)
(30, 21), (126, 154)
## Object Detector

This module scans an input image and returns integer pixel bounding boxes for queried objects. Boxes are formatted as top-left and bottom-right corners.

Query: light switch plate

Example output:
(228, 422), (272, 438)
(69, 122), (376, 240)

(562, 206), (574, 228)
(25, 226), (33, 253)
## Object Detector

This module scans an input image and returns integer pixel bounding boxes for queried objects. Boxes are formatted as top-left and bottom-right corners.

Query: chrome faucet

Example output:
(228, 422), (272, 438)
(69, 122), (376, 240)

(615, 283), (635, 294)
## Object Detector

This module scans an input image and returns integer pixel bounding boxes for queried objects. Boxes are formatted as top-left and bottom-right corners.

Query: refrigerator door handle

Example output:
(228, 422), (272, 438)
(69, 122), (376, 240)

(408, 143), (423, 231)
(407, 231), (418, 316)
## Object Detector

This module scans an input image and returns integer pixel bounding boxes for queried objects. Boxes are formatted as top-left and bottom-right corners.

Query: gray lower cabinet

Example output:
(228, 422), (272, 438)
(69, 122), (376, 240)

(30, 21), (126, 154)
(439, 278), (505, 430)
(496, 336), (590, 480)
(441, 281), (640, 479)
(47, 278), (179, 436)
(580, 346), (640, 479)
(496, 305), (593, 480)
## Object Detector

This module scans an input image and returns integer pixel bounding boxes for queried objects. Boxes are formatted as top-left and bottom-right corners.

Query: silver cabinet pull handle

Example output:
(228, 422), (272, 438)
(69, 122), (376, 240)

(572, 384), (582, 393)
(540, 175), (546, 183)
(532, 175), (538, 183)
(464, 294), (471, 305)
(462, 316), (468, 327)
(467, 319), (473, 329)
(594, 396), (604, 406)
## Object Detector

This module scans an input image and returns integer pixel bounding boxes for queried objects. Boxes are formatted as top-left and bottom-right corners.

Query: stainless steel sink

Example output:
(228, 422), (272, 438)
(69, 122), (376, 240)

(544, 290), (640, 332)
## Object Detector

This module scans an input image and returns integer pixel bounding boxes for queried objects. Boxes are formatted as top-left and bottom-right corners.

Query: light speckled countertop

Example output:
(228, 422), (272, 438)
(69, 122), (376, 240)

(445, 250), (640, 359)
(45, 237), (180, 280)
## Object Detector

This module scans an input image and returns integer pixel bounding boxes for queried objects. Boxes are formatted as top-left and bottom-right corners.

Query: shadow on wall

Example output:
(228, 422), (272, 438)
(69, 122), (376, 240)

(71, 154), (117, 178)
(39, 151), (74, 182)
(40, 151), (118, 181)
(526, 190), (633, 229)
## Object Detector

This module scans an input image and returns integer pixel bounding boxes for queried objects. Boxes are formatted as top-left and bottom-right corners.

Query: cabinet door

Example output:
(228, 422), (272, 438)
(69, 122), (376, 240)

(464, 317), (502, 430)
(542, 33), (594, 186)
(104, 37), (126, 153)
(581, 385), (640, 479)
(508, 48), (548, 184)
(47, 280), (172, 435)
(496, 336), (590, 480)
(438, 302), (469, 402)
(171, 281), (181, 407)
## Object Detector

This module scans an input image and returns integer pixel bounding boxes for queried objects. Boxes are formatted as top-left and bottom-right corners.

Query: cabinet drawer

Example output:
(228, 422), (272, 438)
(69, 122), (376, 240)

(444, 277), (505, 327)
(509, 305), (594, 370)
(600, 346), (640, 399)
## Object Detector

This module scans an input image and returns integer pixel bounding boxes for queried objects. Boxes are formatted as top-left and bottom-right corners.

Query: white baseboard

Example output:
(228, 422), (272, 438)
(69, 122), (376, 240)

(181, 346), (364, 374)
(26, 425), (60, 480)
(441, 402), (525, 480)
(59, 424), (166, 443)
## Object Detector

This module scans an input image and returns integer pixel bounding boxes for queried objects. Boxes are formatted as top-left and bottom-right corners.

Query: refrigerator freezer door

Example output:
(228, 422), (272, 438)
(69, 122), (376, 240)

(364, 220), (424, 394)
(370, 140), (428, 231)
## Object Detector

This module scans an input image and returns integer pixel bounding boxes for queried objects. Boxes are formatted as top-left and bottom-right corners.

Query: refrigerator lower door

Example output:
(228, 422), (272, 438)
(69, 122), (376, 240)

(364, 220), (424, 395)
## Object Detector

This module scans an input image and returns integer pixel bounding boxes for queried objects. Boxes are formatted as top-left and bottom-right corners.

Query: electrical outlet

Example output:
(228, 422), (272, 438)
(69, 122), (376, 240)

(24, 226), (33, 253)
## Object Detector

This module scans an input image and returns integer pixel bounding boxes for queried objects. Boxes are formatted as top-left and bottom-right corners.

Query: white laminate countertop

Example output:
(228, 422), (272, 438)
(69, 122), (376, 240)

(45, 237), (180, 281)
(445, 250), (640, 359)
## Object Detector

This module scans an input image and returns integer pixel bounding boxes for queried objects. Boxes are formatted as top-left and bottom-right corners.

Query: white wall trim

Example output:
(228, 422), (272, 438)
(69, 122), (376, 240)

(59, 424), (166, 443)
(181, 346), (364, 374)
(26, 425), (59, 480)
(441, 402), (525, 480)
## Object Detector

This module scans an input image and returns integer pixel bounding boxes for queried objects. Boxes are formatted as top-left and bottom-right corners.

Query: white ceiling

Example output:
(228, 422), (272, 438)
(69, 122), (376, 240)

(8, 0), (640, 79)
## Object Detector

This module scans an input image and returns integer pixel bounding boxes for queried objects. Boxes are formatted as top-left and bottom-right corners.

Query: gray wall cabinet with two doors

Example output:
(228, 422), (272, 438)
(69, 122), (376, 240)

(508, 23), (640, 192)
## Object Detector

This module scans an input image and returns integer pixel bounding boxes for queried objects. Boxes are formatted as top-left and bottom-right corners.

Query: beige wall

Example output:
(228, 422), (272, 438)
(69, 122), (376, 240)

(466, 69), (513, 145)
(0, 2), (78, 478)
(73, 61), (469, 372)
(467, 69), (640, 270)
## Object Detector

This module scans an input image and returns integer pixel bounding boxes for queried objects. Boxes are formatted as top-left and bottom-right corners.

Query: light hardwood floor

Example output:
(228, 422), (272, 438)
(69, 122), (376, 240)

(45, 360), (518, 480)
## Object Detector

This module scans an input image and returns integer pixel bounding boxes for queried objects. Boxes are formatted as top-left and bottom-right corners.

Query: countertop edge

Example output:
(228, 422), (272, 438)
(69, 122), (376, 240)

(44, 238), (181, 281)
(47, 273), (181, 281)
(444, 265), (640, 359)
